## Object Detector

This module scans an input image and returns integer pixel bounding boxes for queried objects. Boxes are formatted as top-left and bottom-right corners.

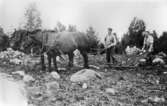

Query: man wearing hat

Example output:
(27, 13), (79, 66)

(104, 28), (117, 64)
(142, 31), (154, 53)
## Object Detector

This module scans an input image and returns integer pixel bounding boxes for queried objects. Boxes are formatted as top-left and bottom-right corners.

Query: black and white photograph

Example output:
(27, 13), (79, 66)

(0, 0), (167, 106)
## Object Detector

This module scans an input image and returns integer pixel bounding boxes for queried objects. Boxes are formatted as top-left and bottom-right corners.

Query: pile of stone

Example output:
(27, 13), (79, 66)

(139, 52), (166, 66)
(0, 48), (26, 65)
(152, 52), (166, 65)
(125, 46), (141, 55)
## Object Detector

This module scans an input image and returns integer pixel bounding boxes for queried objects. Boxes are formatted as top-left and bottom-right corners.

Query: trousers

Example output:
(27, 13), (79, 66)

(106, 46), (117, 63)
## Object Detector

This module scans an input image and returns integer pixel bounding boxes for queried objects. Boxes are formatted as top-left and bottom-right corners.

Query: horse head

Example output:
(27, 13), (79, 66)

(10, 29), (28, 50)
(0, 32), (9, 51)
(19, 29), (43, 53)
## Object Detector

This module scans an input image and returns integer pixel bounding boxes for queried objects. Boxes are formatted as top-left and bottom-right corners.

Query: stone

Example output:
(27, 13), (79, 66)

(105, 88), (117, 95)
(152, 57), (165, 65)
(70, 69), (101, 82)
(23, 74), (35, 82)
(12, 70), (25, 76)
(139, 58), (146, 63)
(45, 81), (59, 95)
(89, 65), (100, 69)
(10, 58), (22, 65)
(46, 81), (59, 90)
(125, 46), (140, 55)
(148, 96), (165, 103)
(50, 72), (60, 79)
(82, 83), (88, 89)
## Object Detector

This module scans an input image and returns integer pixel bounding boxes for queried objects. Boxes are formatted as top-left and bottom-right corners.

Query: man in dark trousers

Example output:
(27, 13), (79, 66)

(104, 28), (117, 64)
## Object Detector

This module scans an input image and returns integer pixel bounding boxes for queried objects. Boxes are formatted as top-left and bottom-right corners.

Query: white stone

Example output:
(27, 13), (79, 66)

(23, 75), (35, 82)
(152, 58), (165, 64)
(89, 65), (100, 70)
(50, 72), (60, 79)
(163, 72), (167, 74)
(70, 69), (101, 82)
(105, 88), (117, 95)
(10, 58), (22, 65)
(58, 67), (66, 71)
(149, 96), (165, 102)
(125, 46), (140, 55)
(12, 70), (25, 76)
(82, 83), (88, 89)
(139, 58), (146, 62)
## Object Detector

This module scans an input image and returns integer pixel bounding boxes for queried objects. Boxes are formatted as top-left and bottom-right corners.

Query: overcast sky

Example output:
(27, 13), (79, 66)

(0, 0), (167, 40)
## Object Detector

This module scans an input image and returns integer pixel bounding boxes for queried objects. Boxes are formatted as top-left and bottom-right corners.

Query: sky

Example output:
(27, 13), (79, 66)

(0, 0), (167, 40)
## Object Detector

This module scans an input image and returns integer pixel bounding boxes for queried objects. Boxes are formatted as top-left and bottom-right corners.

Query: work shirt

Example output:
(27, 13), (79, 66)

(142, 33), (154, 52)
(104, 33), (117, 48)
(143, 34), (154, 46)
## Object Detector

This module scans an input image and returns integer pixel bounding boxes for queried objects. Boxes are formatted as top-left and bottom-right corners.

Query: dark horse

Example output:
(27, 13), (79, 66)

(10, 29), (29, 52)
(0, 32), (9, 51)
(10, 29), (41, 54)
(21, 29), (99, 72)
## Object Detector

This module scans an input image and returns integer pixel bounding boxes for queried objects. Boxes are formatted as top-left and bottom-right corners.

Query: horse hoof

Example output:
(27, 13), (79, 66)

(56, 70), (60, 73)
(84, 66), (89, 69)
(42, 67), (46, 71)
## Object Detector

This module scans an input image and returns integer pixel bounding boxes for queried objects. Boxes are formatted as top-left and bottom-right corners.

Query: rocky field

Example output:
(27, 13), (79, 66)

(0, 49), (167, 106)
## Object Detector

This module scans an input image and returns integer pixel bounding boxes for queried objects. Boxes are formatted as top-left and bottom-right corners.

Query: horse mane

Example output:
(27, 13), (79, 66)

(43, 30), (56, 33)
(10, 29), (28, 40)
(28, 29), (42, 34)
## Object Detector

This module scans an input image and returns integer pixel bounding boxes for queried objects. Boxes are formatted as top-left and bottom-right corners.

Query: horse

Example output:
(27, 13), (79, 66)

(0, 32), (9, 51)
(21, 30), (99, 72)
(10, 29), (29, 52)
(10, 29), (41, 54)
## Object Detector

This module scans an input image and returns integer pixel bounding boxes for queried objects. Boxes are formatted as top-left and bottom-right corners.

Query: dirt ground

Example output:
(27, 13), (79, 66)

(0, 54), (167, 106)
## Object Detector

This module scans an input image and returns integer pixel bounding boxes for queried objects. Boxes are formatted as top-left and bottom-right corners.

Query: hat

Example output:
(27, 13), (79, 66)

(108, 28), (112, 31)
(142, 31), (149, 36)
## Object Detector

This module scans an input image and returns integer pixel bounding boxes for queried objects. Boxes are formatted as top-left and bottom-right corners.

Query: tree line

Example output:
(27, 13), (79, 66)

(0, 2), (167, 54)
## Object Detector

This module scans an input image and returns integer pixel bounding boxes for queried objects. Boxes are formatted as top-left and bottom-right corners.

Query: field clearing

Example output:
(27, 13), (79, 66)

(0, 54), (167, 106)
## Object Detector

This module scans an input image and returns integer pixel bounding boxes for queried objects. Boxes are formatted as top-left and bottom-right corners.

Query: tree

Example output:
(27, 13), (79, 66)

(153, 31), (167, 54)
(86, 26), (100, 54)
(54, 27), (59, 33)
(128, 17), (145, 34)
(86, 26), (96, 37)
(0, 26), (3, 33)
(24, 2), (42, 31)
(121, 17), (146, 49)
(68, 25), (77, 32)
(56, 22), (66, 32)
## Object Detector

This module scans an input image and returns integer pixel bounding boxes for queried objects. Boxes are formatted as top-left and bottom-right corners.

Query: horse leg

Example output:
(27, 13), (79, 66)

(53, 56), (58, 72)
(68, 52), (74, 67)
(41, 54), (46, 71)
(47, 53), (52, 72)
(80, 51), (89, 68)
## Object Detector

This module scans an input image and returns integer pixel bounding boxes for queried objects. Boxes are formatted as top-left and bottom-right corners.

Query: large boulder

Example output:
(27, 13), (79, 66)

(152, 57), (165, 65)
(70, 69), (102, 82)
(0, 48), (27, 65)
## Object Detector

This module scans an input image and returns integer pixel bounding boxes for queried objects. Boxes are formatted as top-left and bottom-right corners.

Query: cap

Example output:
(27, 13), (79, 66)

(108, 28), (112, 31)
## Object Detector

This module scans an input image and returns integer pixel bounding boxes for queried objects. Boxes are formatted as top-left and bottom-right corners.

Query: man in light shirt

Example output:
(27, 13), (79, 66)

(104, 28), (117, 64)
(142, 31), (154, 53)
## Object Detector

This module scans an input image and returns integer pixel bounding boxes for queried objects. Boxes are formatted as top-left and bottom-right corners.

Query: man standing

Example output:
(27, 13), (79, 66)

(104, 28), (117, 64)
(142, 31), (154, 53)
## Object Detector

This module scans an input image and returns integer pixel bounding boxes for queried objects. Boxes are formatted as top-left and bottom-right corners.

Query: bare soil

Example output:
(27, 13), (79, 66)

(0, 54), (167, 106)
